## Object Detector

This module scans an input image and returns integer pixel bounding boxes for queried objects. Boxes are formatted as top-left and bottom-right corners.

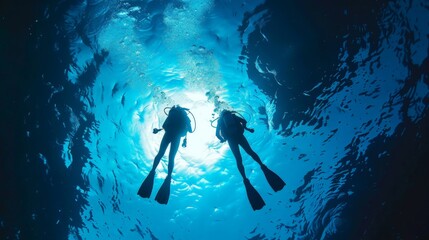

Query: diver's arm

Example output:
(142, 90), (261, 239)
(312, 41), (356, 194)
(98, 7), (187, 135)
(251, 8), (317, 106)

(216, 122), (225, 142)
(237, 115), (254, 133)
(162, 117), (169, 129)
(153, 118), (169, 134)
(237, 115), (247, 126)
(245, 126), (255, 133)
(153, 128), (163, 134)
(186, 117), (192, 133)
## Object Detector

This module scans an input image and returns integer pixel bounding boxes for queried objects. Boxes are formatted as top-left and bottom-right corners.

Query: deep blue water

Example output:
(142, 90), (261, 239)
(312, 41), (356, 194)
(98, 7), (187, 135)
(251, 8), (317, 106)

(1, 0), (429, 239)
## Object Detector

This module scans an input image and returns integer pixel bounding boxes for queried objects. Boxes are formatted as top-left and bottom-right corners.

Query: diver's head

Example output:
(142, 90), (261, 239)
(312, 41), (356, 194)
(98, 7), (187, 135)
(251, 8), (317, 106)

(220, 109), (231, 117)
(175, 105), (190, 111)
(170, 105), (183, 111)
(170, 105), (190, 115)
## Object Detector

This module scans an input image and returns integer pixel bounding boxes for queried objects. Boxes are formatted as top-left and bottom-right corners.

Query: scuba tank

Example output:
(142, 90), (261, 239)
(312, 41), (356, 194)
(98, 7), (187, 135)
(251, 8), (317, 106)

(153, 105), (196, 148)
(211, 110), (255, 135)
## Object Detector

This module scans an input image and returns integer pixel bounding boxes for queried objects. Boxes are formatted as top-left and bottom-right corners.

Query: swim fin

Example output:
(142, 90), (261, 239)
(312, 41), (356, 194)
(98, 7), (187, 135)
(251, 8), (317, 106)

(155, 175), (171, 204)
(261, 165), (286, 192)
(243, 178), (265, 211)
(137, 170), (155, 198)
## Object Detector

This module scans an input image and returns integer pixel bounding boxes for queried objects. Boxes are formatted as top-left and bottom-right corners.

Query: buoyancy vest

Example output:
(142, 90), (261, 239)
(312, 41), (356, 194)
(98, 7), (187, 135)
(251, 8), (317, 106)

(163, 107), (190, 137)
(221, 112), (244, 139)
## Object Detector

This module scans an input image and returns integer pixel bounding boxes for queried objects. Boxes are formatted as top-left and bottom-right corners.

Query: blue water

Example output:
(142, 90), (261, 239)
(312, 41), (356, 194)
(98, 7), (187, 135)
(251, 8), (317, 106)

(1, 0), (429, 239)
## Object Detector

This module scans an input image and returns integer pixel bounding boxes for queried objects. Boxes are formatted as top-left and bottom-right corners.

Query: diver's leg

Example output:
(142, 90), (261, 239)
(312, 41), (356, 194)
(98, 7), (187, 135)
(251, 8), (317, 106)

(151, 133), (171, 171)
(230, 138), (265, 210)
(155, 135), (180, 204)
(228, 139), (246, 179)
(238, 135), (286, 192)
(238, 135), (264, 166)
(167, 136), (181, 176)
(138, 134), (170, 198)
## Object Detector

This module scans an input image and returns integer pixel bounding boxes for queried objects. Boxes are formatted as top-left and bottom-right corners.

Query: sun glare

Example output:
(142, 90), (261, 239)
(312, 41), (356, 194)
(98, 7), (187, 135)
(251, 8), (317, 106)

(175, 91), (227, 169)
(138, 90), (228, 177)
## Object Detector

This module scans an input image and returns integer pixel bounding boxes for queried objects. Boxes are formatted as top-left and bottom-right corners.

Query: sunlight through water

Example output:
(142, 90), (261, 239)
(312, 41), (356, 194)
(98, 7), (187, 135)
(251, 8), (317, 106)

(4, 0), (429, 238)
(55, 0), (429, 239)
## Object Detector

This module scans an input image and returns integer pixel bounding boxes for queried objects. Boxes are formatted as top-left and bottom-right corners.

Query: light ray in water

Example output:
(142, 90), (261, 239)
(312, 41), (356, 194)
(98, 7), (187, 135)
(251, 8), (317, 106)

(3, 0), (429, 239)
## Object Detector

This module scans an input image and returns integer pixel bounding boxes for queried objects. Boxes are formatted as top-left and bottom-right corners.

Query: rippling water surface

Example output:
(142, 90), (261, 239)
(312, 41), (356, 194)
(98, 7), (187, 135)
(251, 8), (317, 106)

(1, 0), (429, 239)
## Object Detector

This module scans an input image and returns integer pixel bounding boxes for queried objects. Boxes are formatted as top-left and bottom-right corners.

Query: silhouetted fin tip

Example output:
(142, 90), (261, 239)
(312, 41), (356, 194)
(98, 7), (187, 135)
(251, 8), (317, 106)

(155, 176), (172, 204)
(138, 170), (155, 198)
(244, 179), (266, 211)
(261, 165), (286, 192)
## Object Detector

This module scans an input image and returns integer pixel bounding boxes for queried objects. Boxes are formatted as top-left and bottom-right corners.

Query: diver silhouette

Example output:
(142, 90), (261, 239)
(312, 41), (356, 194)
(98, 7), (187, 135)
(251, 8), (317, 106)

(138, 105), (193, 204)
(216, 109), (286, 210)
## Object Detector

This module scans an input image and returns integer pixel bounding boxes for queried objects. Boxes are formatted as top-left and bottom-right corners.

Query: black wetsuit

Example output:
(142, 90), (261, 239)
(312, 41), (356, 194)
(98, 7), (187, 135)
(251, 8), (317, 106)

(216, 113), (263, 179)
(215, 111), (285, 210)
(151, 108), (191, 175)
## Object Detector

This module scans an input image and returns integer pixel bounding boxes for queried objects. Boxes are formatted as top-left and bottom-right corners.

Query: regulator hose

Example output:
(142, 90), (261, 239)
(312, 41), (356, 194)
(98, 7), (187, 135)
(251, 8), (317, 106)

(210, 111), (248, 128)
(163, 106), (196, 133)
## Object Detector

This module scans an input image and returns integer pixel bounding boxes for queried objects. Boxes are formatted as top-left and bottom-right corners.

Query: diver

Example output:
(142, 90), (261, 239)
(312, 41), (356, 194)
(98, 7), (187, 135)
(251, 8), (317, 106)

(138, 105), (193, 204)
(215, 109), (286, 210)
